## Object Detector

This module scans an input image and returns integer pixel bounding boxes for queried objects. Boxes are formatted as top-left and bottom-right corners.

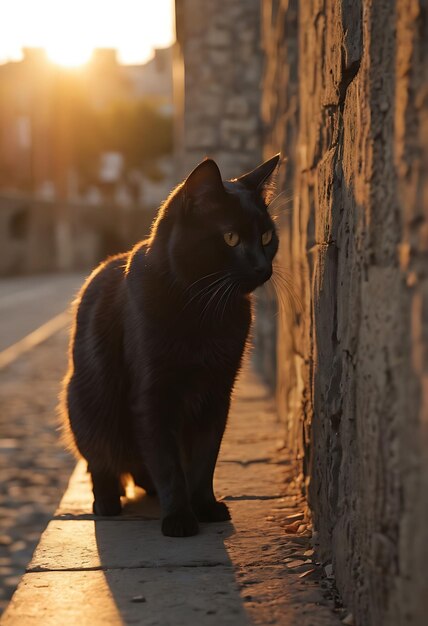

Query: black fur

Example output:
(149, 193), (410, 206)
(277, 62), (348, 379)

(62, 155), (280, 536)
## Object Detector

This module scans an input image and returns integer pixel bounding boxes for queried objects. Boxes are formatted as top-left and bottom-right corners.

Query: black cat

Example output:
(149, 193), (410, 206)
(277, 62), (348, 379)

(61, 154), (280, 537)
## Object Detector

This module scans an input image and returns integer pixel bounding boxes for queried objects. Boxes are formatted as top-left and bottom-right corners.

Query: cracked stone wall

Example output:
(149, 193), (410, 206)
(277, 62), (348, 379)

(262, 1), (428, 625)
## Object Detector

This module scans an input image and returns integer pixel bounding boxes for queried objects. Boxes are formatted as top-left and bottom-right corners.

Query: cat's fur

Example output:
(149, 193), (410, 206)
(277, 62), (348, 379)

(61, 155), (280, 536)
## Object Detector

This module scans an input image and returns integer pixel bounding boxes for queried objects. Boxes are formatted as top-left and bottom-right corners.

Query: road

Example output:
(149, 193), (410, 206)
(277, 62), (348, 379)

(0, 273), (85, 353)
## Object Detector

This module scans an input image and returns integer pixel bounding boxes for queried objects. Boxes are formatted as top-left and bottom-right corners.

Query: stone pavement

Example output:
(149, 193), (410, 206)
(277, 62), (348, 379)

(0, 329), (74, 615)
(2, 367), (344, 625)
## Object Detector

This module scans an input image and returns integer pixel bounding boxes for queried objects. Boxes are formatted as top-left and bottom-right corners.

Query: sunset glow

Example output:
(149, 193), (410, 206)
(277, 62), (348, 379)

(0, 0), (175, 67)
(46, 45), (93, 68)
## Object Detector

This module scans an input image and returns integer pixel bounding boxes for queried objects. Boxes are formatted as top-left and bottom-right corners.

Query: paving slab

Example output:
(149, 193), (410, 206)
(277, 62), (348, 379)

(2, 369), (342, 625)
(1, 569), (248, 626)
(29, 506), (300, 571)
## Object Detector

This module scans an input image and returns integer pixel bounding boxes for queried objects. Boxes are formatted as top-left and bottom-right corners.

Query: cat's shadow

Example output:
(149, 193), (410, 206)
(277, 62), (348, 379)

(93, 486), (254, 625)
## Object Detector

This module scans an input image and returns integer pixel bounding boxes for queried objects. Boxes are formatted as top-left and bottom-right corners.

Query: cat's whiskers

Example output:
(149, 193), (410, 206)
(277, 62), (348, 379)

(200, 277), (231, 317)
(198, 279), (230, 315)
(220, 281), (239, 323)
(267, 189), (294, 210)
(272, 271), (293, 299)
(270, 267), (302, 317)
(183, 271), (224, 295)
(200, 276), (231, 322)
(270, 200), (293, 212)
(181, 273), (229, 312)
(267, 193), (294, 219)
(271, 278), (287, 315)
(214, 280), (235, 321)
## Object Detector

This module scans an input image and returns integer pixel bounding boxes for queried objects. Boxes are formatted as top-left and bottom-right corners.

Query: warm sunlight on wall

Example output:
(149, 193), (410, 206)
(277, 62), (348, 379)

(0, 0), (175, 67)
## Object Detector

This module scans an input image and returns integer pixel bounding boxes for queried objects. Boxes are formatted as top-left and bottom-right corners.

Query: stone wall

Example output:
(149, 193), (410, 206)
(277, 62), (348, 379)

(262, 1), (428, 625)
(174, 0), (263, 180)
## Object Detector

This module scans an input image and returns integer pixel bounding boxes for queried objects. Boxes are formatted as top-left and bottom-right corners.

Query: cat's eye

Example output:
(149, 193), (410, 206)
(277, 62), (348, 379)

(262, 230), (273, 245)
(224, 232), (240, 247)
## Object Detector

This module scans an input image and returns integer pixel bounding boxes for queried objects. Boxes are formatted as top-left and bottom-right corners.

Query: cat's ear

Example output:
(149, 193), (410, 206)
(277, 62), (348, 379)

(184, 158), (225, 204)
(236, 154), (281, 191)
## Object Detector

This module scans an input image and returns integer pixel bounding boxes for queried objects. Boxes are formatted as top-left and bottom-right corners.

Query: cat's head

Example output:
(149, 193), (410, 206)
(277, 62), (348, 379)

(153, 154), (281, 295)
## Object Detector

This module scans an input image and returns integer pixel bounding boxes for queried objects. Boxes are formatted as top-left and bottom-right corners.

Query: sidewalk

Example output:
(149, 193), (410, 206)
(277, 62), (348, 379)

(2, 367), (342, 625)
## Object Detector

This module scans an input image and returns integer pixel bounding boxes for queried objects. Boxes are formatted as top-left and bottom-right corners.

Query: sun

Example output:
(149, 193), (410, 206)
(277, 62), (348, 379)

(0, 0), (175, 67)
(46, 44), (93, 68)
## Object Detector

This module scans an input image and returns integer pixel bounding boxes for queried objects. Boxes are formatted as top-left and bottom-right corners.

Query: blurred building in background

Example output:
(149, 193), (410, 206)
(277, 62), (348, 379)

(0, 46), (174, 274)
(124, 47), (173, 109)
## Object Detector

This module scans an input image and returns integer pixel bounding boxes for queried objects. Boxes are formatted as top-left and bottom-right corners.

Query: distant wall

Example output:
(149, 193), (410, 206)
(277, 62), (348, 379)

(262, 1), (428, 625)
(174, 0), (263, 180)
(0, 195), (153, 275)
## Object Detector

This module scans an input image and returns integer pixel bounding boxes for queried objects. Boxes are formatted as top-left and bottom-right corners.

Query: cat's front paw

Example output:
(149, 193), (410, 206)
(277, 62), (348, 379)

(194, 500), (231, 522)
(161, 510), (199, 537)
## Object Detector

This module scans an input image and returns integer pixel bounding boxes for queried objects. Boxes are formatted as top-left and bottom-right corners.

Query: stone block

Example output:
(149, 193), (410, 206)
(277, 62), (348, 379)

(225, 97), (250, 118)
(206, 28), (232, 48)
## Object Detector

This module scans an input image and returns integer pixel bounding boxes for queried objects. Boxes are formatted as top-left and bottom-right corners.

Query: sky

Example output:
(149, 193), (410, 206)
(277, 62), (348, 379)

(0, 0), (175, 66)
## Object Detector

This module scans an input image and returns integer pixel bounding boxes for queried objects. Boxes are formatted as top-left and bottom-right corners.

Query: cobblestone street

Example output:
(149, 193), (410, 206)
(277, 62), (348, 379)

(0, 330), (74, 615)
